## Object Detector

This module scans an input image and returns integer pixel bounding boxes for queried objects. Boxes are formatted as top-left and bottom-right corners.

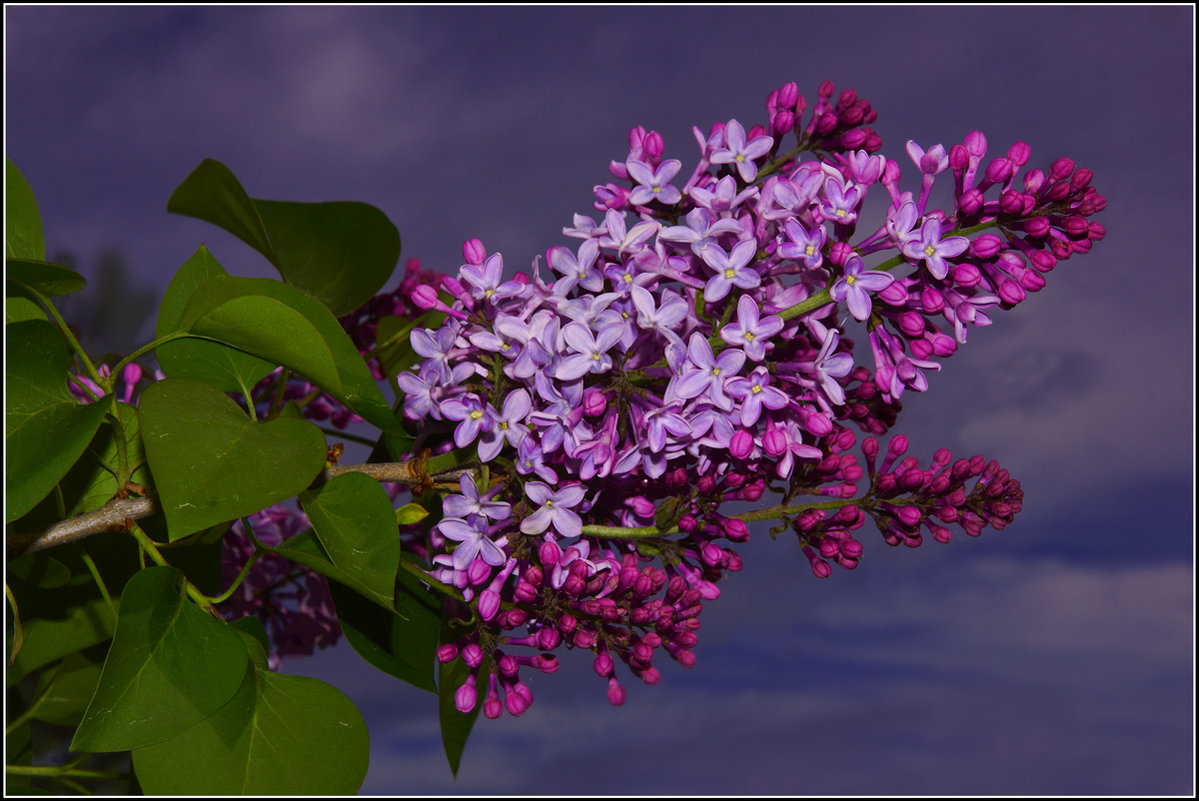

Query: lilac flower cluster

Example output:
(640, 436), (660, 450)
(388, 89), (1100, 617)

(395, 79), (1104, 718)
(220, 505), (341, 670)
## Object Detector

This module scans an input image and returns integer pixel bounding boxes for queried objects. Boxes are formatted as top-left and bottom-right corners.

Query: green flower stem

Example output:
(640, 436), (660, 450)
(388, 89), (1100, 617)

(207, 551), (264, 605)
(16, 280), (104, 386)
(6, 764), (125, 781)
(80, 552), (117, 621)
(109, 330), (192, 379)
(126, 522), (216, 613)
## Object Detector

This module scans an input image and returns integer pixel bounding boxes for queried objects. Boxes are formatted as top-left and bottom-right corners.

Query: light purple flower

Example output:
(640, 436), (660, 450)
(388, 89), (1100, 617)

(818, 177), (862, 225)
(460, 252), (524, 302)
(673, 332), (746, 411)
(778, 218), (827, 271)
(627, 159), (683, 206)
(438, 516), (507, 570)
(599, 209), (658, 257)
(630, 285), (688, 347)
(900, 217), (970, 280)
(710, 120), (773, 182)
(726, 367), (789, 426)
(812, 325), (854, 406)
(477, 389), (531, 462)
(548, 239), (603, 295)
(410, 323), (458, 383)
(687, 174), (759, 214)
(699, 239), (761, 302)
(515, 437), (558, 483)
(719, 294), (783, 362)
(443, 474), (511, 522)
(440, 392), (495, 448)
(658, 208), (744, 255)
(829, 254), (894, 322)
(556, 322), (624, 381)
(520, 482), (586, 539)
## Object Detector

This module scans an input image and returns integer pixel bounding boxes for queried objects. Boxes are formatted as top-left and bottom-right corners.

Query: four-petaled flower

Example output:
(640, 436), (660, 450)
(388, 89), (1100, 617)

(438, 516), (507, 570)
(626, 159), (683, 206)
(699, 239), (761, 302)
(900, 216), (970, 280)
(520, 482), (586, 539)
(710, 119), (773, 182)
(719, 294), (783, 362)
(829, 254), (894, 321)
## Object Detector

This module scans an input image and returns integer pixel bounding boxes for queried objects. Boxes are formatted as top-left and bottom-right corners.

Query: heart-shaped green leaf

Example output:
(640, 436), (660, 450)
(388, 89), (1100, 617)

(155, 246), (275, 393)
(28, 652), (103, 727)
(6, 158), (45, 260)
(138, 378), (327, 539)
(132, 665), (368, 795)
(5, 319), (112, 522)
(299, 472), (400, 605)
(172, 275), (396, 430)
(49, 401), (154, 520)
(331, 560), (440, 693)
(71, 567), (248, 752)
(167, 158), (400, 316)
(268, 529), (391, 610)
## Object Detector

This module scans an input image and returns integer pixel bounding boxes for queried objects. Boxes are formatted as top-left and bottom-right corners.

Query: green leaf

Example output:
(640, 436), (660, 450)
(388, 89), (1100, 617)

(227, 616), (270, 666)
(172, 275), (396, 430)
(71, 567), (248, 752)
(137, 378), (327, 539)
(7, 290), (46, 323)
(6, 259), (87, 297)
(268, 529), (392, 610)
(6, 158), (45, 260)
(330, 563), (440, 693)
(28, 652), (103, 726)
(132, 665), (368, 795)
(5, 320), (111, 522)
(6, 533), (137, 687)
(167, 158), (400, 316)
(395, 502), (429, 525)
(53, 401), (153, 518)
(299, 472), (401, 605)
(438, 608), (485, 777)
(154, 246), (275, 393)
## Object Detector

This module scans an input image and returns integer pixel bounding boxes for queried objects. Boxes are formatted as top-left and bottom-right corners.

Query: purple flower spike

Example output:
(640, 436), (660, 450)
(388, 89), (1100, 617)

(627, 158), (683, 206)
(719, 294), (784, 362)
(709, 119), (773, 182)
(900, 217), (970, 280)
(829, 254), (894, 322)
(520, 482), (586, 539)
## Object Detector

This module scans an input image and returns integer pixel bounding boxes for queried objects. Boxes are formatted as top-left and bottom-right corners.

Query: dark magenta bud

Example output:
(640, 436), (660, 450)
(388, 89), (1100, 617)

(949, 144), (969, 172)
(964, 130), (987, 157)
(462, 238), (487, 265)
(1007, 141), (1031, 166)
(972, 234), (1004, 260)
(999, 190), (1026, 216)
(984, 157), (1013, 184)
(583, 389), (607, 417)
(1023, 216), (1051, 238)
(958, 188), (984, 217)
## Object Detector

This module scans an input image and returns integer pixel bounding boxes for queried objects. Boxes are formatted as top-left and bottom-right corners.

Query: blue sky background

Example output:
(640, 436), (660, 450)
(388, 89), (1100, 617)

(5, 5), (1194, 795)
